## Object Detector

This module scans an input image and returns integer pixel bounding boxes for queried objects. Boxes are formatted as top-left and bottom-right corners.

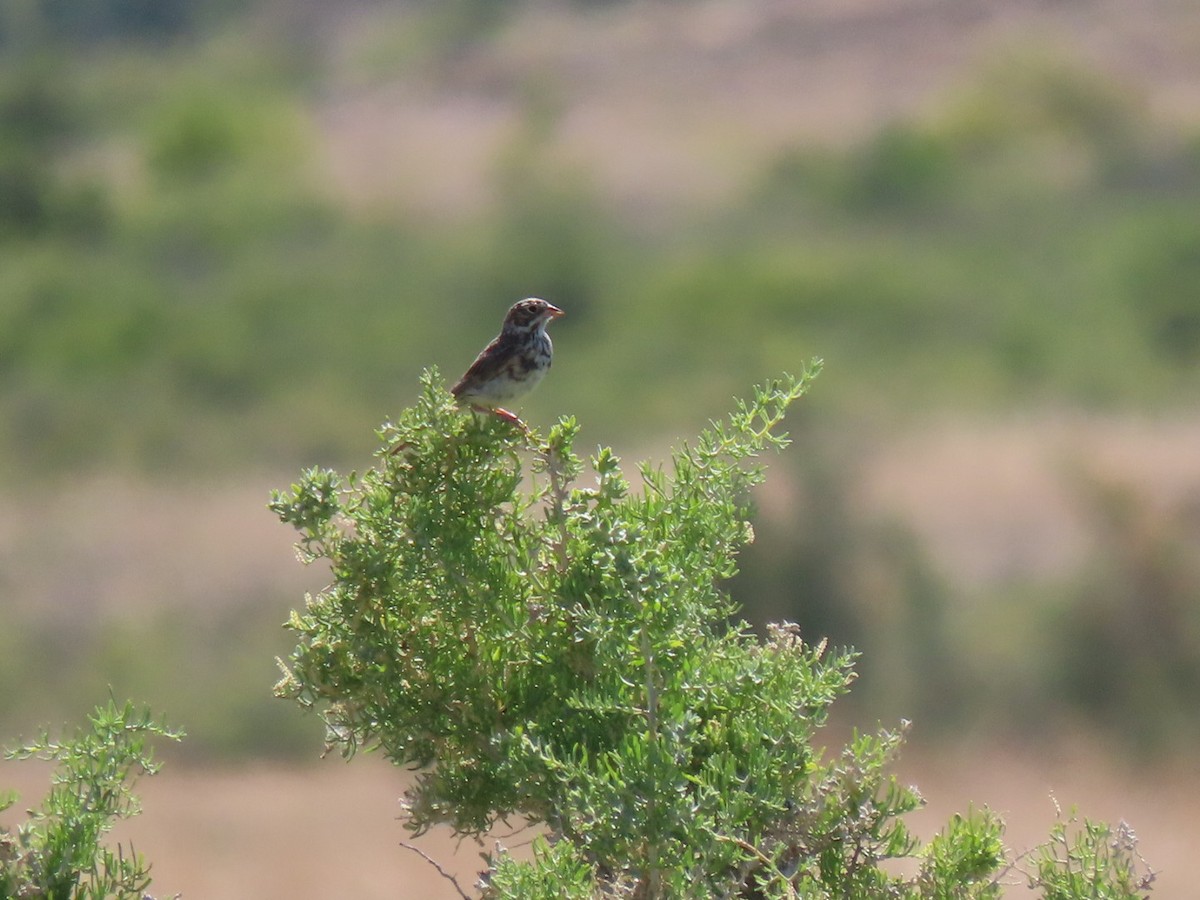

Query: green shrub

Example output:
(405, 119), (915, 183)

(1028, 805), (1156, 899)
(0, 699), (182, 899)
(271, 370), (1155, 897)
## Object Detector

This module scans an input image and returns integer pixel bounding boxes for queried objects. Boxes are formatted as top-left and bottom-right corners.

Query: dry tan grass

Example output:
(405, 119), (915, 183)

(316, 0), (1200, 216)
(1, 741), (1191, 898)
(0, 755), (493, 899)
(893, 736), (1195, 896)
(0, 475), (322, 619)
(4, 413), (1197, 621)
(3, 414), (1198, 894)
(857, 413), (1200, 587)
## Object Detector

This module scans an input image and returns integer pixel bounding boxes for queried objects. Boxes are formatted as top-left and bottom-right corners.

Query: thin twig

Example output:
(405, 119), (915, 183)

(544, 444), (571, 574)
(713, 834), (798, 900)
(399, 841), (472, 900)
(492, 820), (534, 841)
(989, 843), (1037, 889)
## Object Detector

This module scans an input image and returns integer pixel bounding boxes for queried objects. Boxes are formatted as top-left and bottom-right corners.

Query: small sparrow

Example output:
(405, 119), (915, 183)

(451, 298), (564, 426)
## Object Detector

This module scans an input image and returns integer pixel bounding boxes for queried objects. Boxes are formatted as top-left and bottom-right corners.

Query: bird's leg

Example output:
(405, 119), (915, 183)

(475, 404), (529, 432)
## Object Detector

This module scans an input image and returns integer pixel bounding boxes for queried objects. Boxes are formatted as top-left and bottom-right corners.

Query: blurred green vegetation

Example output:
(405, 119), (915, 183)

(2, 30), (1199, 479)
(733, 427), (1200, 754)
(0, 596), (315, 760)
(1, 5), (1198, 759)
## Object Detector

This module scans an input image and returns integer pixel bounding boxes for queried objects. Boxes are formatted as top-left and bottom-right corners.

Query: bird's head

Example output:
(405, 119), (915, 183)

(502, 298), (564, 335)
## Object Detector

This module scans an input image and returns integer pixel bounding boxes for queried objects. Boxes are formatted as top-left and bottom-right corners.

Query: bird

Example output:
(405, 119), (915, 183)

(450, 298), (564, 427)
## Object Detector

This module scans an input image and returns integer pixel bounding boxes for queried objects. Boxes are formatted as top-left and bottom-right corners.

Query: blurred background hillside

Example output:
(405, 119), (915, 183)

(2, 0), (1199, 895)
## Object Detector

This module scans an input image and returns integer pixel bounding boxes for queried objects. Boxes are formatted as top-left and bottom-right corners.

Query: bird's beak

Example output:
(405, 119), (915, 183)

(546, 305), (565, 319)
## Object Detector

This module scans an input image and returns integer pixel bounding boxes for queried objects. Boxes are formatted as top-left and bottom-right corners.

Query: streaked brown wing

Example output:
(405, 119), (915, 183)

(451, 332), (517, 397)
